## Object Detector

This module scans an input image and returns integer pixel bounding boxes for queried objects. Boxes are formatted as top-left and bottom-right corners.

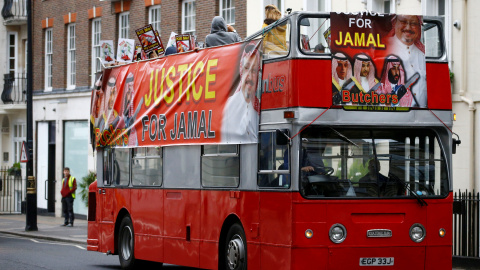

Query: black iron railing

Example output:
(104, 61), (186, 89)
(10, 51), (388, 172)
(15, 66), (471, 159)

(1, 0), (26, 22)
(453, 190), (480, 258)
(2, 73), (26, 104)
(0, 167), (24, 214)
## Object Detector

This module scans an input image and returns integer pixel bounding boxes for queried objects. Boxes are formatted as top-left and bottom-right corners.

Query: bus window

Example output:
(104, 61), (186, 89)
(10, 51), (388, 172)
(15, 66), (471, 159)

(132, 147), (162, 186)
(103, 148), (113, 186)
(257, 131), (290, 188)
(262, 18), (291, 59)
(113, 148), (130, 186)
(423, 21), (443, 59)
(300, 127), (449, 198)
(201, 145), (239, 187)
(299, 16), (331, 55)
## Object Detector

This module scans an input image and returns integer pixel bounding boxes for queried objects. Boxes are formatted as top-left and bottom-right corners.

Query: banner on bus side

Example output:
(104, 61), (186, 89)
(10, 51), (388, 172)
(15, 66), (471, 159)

(90, 39), (263, 148)
(331, 12), (427, 108)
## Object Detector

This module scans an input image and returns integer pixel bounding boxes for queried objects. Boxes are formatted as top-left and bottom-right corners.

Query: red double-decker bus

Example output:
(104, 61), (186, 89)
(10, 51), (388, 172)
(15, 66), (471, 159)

(87, 11), (455, 269)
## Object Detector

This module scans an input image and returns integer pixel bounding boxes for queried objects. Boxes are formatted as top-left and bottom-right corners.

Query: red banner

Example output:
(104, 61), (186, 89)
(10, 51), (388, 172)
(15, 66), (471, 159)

(91, 40), (263, 148)
(331, 12), (427, 108)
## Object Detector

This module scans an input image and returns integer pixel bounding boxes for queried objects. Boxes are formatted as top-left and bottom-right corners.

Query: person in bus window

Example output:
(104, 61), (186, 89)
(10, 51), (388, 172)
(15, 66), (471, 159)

(314, 44), (325, 53)
(351, 54), (379, 94)
(387, 15), (426, 107)
(262, 4), (287, 56)
(221, 41), (261, 143)
(332, 52), (352, 104)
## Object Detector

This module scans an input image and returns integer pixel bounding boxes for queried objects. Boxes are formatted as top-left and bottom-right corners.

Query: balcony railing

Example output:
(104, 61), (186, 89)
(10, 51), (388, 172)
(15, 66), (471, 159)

(1, 0), (27, 25)
(2, 73), (26, 104)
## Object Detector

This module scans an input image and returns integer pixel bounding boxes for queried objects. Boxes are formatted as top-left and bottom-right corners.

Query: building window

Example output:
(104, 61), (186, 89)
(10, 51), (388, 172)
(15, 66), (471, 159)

(13, 123), (25, 163)
(67, 24), (76, 89)
(304, 0), (329, 12)
(7, 33), (17, 75)
(45, 29), (52, 91)
(91, 19), (101, 87)
(119, 12), (130, 39)
(182, 0), (196, 35)
(149, 5), (161, 35)
(220, 0), (235, 25)
(201, 145), (239, 187)
(367, 0), (396, 13)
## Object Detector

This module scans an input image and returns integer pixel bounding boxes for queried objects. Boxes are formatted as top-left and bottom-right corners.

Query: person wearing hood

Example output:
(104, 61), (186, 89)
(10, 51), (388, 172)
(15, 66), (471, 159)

(205, 16), (241, 47)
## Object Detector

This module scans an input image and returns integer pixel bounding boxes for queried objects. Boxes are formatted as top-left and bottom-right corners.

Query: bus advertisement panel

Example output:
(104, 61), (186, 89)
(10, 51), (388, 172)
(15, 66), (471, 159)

(331, 13), (427, 108)
(90, 40), (263, 148)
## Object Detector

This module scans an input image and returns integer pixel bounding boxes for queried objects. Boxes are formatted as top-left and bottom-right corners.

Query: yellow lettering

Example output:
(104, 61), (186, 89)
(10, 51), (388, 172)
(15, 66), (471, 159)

(354, 32), (365, 47)
(366, 33), (377, 47)
(377, 34), (385, 48)
(192, 61), (204, 101)
(154, 68), (164, 106)
(335, 31), (343, 46)
(145, 70), (154, 107)
(344, 32), (353, 46)
(177, 64), (189, 103)
(205, 59), (217, 100)
(164, 66), (176, 104)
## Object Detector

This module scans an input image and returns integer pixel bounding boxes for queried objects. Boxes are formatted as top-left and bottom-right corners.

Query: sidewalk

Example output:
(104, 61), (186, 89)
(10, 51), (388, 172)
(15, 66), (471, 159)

(0, 214), (86, 245)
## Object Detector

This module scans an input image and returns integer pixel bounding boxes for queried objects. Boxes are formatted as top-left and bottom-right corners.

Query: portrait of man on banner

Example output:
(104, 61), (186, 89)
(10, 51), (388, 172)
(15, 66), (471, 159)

(221, 40), (263, 143)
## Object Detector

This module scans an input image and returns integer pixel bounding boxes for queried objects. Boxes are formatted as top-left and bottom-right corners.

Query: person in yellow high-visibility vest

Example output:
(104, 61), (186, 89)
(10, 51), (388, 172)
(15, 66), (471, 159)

(60, 167), (77, 227)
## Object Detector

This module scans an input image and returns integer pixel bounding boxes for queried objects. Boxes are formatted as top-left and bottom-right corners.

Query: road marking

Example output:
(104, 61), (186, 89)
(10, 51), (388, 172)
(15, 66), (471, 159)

(29, 239), (86, 250)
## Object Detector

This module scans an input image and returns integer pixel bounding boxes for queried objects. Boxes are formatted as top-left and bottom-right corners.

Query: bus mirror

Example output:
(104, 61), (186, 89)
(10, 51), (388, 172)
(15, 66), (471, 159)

(452, 138), (461, 154)
(276, 129), (290, 145)
(300, 18), (310, 26)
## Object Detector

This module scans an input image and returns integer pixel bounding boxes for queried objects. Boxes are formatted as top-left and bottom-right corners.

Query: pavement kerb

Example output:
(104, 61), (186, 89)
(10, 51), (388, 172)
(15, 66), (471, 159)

(0, 229), (86, 245)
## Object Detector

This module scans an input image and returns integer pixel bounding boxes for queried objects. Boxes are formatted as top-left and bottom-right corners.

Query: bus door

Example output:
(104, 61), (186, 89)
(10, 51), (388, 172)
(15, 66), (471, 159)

(98, 148), (115, 253)
(257, 130), (293, 268)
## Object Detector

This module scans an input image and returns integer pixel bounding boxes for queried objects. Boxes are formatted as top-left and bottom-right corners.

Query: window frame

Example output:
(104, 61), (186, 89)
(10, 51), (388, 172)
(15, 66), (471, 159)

(219, 0), (235, 26)
(91, 18), (101, 87)
(182, 0), (196, 35)
(66, 24), (76, 90)
(119, 12), (130, 39)
(7, 32), (18, 75)
(148, 5), (161, 35)
(44, 28), (53, 91)
(257, 130), (290, 188)
(13, 123), (25, 163)
(131, 147), (164, 187)
(201, 144), (240, 188)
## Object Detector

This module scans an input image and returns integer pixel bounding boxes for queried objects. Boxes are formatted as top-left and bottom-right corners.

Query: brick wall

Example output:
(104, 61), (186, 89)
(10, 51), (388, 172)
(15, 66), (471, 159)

(33, 0), (246, 92)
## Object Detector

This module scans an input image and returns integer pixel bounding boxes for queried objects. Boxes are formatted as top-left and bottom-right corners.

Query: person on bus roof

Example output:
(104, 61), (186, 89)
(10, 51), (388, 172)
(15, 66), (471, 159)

(262, 4), (287, 56)
(205, 16), (241, 48)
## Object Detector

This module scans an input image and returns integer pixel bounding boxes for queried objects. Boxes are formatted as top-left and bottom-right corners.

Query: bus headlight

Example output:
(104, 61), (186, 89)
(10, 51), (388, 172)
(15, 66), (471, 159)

(329, 224), (347, 244)
(409, 223), (426, 243)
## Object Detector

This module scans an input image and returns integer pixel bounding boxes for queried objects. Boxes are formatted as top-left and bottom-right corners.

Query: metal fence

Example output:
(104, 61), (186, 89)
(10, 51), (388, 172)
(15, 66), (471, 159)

(453, 190), (480, 258)
(0, 167), (24, 214)
(1, 0), (27, 22)
(2, 73), (26, 104)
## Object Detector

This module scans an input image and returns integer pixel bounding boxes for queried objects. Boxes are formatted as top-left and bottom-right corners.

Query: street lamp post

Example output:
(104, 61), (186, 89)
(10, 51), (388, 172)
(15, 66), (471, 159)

(25, 0), (37, 231)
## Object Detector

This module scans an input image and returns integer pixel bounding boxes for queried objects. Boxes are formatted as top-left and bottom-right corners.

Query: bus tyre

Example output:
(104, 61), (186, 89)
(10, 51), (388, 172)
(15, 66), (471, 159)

(224, 223), (247, 270)
(119, 216), (136, 270)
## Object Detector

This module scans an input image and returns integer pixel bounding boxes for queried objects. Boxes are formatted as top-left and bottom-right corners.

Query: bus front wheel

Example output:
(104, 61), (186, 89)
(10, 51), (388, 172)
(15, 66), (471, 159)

(224, 223), (247, 270)
(118, 216), (136, 269)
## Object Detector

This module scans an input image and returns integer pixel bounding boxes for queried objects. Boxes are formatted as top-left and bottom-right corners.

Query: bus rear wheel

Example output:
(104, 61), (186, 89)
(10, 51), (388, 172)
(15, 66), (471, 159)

(119, 216), (136, 269)
(224, 223), (247, 270)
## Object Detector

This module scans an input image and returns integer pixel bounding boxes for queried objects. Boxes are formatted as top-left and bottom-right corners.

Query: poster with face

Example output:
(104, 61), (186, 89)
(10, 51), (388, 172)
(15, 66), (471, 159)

(116, 39), (135, 63)
(331, 12), (427, 108)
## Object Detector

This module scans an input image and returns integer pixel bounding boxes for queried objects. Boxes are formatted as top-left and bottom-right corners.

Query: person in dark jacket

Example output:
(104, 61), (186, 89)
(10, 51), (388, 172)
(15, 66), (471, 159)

(205, 16), (241, 47)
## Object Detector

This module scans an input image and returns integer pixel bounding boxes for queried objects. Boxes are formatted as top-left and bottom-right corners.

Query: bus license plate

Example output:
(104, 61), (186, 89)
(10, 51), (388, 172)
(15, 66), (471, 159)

(359, 257), (394, 266)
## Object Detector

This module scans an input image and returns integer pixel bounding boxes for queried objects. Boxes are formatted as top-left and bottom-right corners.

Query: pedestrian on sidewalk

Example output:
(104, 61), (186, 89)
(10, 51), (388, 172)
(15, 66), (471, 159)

(61, 167), (77, 227)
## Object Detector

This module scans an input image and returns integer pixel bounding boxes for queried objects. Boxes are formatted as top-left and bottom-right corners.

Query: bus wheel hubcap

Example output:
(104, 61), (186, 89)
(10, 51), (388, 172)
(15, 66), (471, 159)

(121, 226), (132, 260)
(227, 235), (244, 269)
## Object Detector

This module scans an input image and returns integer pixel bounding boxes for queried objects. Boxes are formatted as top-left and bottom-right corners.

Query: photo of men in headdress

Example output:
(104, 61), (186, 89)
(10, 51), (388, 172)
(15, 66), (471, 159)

(118, 73), (138, 146)
(377, 55), (411, 107)
(387, 15), (426, 107)
(221, 41), (262, 143)
(332, 52), (352, 104)
(351, 54), (379, 93)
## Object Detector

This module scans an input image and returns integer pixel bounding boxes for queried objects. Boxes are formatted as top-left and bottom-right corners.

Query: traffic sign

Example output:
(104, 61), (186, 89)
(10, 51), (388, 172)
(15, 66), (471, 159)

(20, 141), (28, 163)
